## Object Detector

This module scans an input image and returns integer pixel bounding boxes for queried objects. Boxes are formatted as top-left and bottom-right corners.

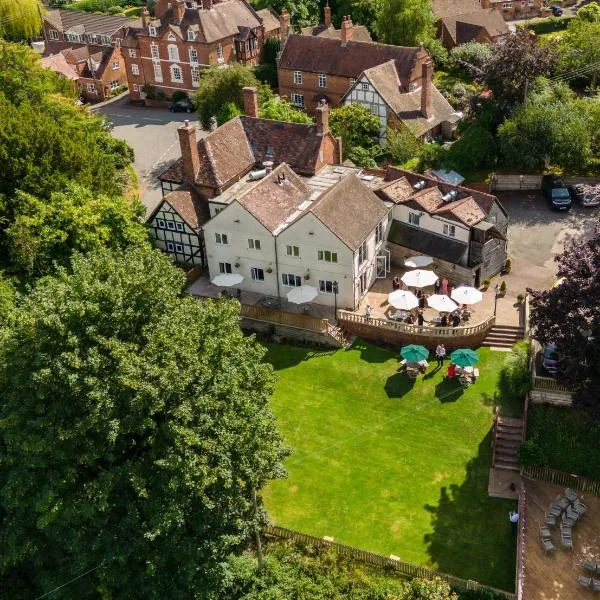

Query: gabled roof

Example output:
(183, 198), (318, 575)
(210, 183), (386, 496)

(57, 44), (115, 79)
(278, 34), (423, 80)
(310, 173), (389, 250)
(431, 0), (481, 19)
(256, 7), (280, 34)
(235, 164), (311, 233)
(442, 8), (508, 45)
(300, 23), (372, 43)
(39, 52), (79, 80)
(148, 184), (210, 231)
(43, 9), (140, 35)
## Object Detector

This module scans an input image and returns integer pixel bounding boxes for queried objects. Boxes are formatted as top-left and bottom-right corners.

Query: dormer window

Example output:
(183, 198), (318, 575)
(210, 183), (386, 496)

(168, 33), (176, 41)
(361, 82), (369, 91)
(187, 29), (195, 41)
(149, 26), (157, 36)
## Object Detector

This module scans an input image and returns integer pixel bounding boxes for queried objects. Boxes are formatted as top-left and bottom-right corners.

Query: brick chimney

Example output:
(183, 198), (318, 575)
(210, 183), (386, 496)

(243, 86), (259, 118)
(324, 2), (331, 27)
(316, 102), (329, 136)
(421, 60), (432, 119)
(279, 9), (290, 39)
(141, 6), (150, 27)
(173, 0), (185, 22)
(178, 120), (200, 183)
(340, 16), (353, 46)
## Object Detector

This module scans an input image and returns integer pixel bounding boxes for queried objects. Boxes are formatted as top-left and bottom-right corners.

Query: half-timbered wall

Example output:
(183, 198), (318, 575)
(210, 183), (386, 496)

(148, 202), (205, 266)
(344, 76), (388, 141)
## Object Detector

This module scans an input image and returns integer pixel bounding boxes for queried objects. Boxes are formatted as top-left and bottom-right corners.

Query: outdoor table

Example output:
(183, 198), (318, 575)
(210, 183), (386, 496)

(431, 316), (442, 324)
(390, 310), (409, 321)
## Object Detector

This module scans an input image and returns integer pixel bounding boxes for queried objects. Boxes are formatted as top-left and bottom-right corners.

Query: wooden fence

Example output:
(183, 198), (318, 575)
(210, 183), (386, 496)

(240, 304), (328, 333)
(490, 174), (542, 191)
(531, 374), (569, 392)
(338, 310), (495, 339)
(264, 525), (515, 600)
(515, 484), (527, 600)
(522, 466), (600, 496)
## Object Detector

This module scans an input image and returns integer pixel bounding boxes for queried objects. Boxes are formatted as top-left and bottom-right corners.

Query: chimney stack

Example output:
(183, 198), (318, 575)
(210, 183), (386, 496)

(480, 0), (490, 8)
(324, 2), (331, 27)
(243, 86), (259, 118)
(421, 60), (432, 119)
(154, 0), (169, 19)
(340, 16), (353, 46)
(316, 102), (329, 136)
(141, 6), (150, 28)
(173, 0), (185, 22)
(279, 9), (290, 40)
(178, 120), (200, 184)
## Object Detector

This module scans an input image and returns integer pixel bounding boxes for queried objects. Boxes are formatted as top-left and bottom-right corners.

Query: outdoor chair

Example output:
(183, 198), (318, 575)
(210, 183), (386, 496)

(566, 507), (579, 523)
(560, 532), (573, 549)
(573, 500), (587, 517)
(560, 523), (572, 538)
(555, 494), (570, 511)
(544, 513), (557, 528)
(593, 579), (600, 592)
(539, 525), (552, 539)
(564, 488), (579, 503)
(548, 505), (562, 518)
(561, 512), (575, 528)
(579, 575), (592, 588)
(584, 561), (599, 575)
(541, 538), (556, 554)
(406, 368), (419, 380)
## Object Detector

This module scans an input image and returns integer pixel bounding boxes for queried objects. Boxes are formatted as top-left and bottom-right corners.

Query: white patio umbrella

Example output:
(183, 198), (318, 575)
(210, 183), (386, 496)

(211, 273), (244, 287)
(401, 269), (438, 288)
(388, 290), (419, 310)
(427, 294), (458, 312)
(287, 285), (318, 304)
(404, 255), (433, 269)
(451, 286), (483, 305)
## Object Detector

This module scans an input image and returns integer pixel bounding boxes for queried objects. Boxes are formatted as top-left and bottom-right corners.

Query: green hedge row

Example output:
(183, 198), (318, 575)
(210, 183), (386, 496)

(521, 15), (574, 34)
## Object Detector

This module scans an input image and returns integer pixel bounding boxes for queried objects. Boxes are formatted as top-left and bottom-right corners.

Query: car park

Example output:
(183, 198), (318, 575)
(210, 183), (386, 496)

(568, 183), (600, 208)
(542, 175), (572, 211)
(169, 99), (194, 113)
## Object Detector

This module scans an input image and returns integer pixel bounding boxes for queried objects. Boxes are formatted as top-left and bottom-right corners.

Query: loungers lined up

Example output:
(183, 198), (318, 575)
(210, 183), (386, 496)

(540, 488), (588, 554)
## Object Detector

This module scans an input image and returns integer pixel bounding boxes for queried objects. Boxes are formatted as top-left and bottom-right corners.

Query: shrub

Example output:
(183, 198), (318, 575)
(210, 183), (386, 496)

(523, 15), (574, 35)
(143, 85), (166, 101)
(171, 90), (188, 103)
(443, 123), (497, 173)
(501, 340), (531, 399)
(416, 142), (446, 171)
(518, 439), (546, 467)
(483, 278), (491, 287)
(517, 293), (525, 303)
(500, 280), (507, 293)
(451, 42), (493, 70)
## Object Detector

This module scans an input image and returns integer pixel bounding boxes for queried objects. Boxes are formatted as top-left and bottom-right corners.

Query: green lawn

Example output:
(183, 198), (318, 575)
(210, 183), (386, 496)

(262, 341), (520, 592)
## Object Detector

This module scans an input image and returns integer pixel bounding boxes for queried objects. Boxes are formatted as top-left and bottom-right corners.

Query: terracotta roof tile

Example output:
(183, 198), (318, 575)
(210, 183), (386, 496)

(300, 23), (372, 42)
(257, 7), (280, 34)
(378, 176), (418, 203)
(442, 8), (508, 44)
(431, 0), (481, 19)
(163, 184), (210, 230)
(40, 53), (79, 80)
(278, 34), (422, 80)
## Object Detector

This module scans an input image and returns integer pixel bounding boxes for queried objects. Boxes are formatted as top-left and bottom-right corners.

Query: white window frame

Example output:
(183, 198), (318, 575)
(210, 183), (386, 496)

(215, 232), (228, 245)
(131, 63), (139, 75)
(318, 73), (326, 88)
(408, 212), (421, 226)
(166, 241), (175, 251)
(358, 241), (368, 265)
(317, 250), (338, 263)
(109, 80), (119, 91)
(291, 93), (304, 108)
(443, 223), (456, 237)
(175, 242), (184, 252)
(350, 77), (356, 86)
(153, 62), (163, 82)
(156, 219), (165, 228)
(362, 82), (369, 91)
(187, 29), (196, 41)
(189, 47), (198, 64)
(375, 221), (384, 244)
(248, 238), (261, 250)
(502, 2), (512, 8)
(67, 33), (82, 43)
(250, 267), (265, 281)
(86, 83), (96, 93)
(286, 245), (300, 257)
(112, 61), (120, 71)
(48, 29), (59, 40)
(168, 33), (176, 41)
(319, 280), (336, 294)
(149, 26), (157, 36)
(101, 35), (111, 45)
(151, 43), (160, 59)
(170, 64), (183, 83)
(168, 44), (180, 62)
(282, 273), (302, 287)
(191, 66), (200, 87)
(128, 48), (137, 58)
(166, 221), (176, 231)
(175, 222), (185, 232)
(293, 70), (302, 85)
(219, 262), (232, 274)
(217, 43), (224, 63)
(133, 83), (139, 92)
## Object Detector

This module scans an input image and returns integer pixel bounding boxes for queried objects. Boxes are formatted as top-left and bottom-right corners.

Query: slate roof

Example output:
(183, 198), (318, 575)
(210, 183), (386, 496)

(257, 7), (280, 34)
(236, 164), (311, 233)
(431, 0), (481, 19)
(39, 52), (79, 80)
(388, 220), (469, 264)
(159, 116), (333, 188)
(442, 9), (508, 45)
(300, 23), (372, 42)
(356, 60), (459, 137)
(43, 9), (140, 35)
(278, 34), (423, 80)
(310, 173), (389, 250)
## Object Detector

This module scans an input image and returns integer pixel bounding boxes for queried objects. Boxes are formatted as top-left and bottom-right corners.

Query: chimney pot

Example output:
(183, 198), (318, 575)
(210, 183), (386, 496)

(141, 7), (150, 28)
(316, 102), (329, 136)
(324, 3), (331, 27)
(178, 121), (200, 184)
(242, 86), (259, 118)
(341, 16), (353, 45)
(173, 0), (185, 22)
(421, 61), (432, 119)
(279, 9), (291, 40)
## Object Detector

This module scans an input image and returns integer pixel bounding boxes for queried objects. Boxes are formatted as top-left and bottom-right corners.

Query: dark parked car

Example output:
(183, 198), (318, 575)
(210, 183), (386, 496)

(542, 343), (559, 376)
(550, 5), (563, 15)
(568, 183), (600, 207)
(542, 175), (572, 210)
(169, 99), (194, 113)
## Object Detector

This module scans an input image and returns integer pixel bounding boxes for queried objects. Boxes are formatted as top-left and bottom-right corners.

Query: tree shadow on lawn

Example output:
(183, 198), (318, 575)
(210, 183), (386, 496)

(262, 343), (338, 370)
(423, 432), (517, 591)
(352, 339), (396, 364)
(384, 369), (416, 398)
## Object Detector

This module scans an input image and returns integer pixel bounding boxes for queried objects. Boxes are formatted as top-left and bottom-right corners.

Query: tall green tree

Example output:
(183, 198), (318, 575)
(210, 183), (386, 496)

(259, 97), (313, 123)
(375, 0), (434, 46)
(557, 16), (600, 87)
(329, 103), (381, 166)
(0, 0), (43, 41)
(0, 246), (289, 599)
(254, 0), (319, 28)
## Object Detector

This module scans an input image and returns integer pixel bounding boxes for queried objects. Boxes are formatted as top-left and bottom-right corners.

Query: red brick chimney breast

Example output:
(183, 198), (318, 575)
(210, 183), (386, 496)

(324, 3), (331, 27)
(340, 16), (353, 45)
(316, 102), (329, 136)
(243, 86), (259, 118)
(141, 7), (150, 28)
(178, 120), (200, 183)
(173, 0), (185, 23)
(421, 61), (432, 119)
(279, 9), (290, 39)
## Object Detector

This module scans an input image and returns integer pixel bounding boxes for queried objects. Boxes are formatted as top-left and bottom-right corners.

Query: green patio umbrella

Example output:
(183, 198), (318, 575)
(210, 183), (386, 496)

(400, 344), (429, 362)
(450, 348), (480, 368)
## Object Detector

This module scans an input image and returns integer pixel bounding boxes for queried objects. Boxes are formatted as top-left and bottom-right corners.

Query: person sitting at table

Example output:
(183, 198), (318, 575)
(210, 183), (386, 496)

(447, 363), (457, 379)
(405, 313), (415, 324)
(452, 312), (461, 327)
(392, 276), (400, 290)
(417, 359), (429, 373)
(440, 314), (448, 327)
(419, 292), (427, 309)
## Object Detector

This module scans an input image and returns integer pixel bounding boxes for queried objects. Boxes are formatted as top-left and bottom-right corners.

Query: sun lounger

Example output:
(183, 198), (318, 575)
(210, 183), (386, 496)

(573, 500), (587, 516)
(566, 507), (579, 523)
(584, 561), (598, 575)
(560, 523), (572, 538)
(541, 538), (555, 553)
(579, 575), (592, 588)
(560, 532), (573, 549)
(592, 579), (600, 592)
(555, 494), (570, 511)
(564, 488), (578, 503)
(561, 512), (575, 528)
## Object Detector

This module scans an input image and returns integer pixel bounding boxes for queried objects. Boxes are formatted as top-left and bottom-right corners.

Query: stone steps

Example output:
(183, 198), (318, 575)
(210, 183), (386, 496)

(494, 415), (524, 472)
(481, 324), (524, 348)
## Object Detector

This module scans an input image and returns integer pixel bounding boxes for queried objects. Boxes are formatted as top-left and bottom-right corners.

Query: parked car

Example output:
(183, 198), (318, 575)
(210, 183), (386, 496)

(542, 343), (560, 376)
(169, 99), (194, 113)
(568, 183), (600, 208)
(550, 5), (563, 15)
(542, 175), (572, 211)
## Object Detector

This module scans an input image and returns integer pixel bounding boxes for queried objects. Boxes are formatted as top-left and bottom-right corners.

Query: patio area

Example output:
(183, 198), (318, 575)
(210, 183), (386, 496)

(521, 478), (600, 600)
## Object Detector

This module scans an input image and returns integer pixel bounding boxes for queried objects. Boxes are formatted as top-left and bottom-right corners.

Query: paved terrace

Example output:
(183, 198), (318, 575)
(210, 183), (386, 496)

(522, 478), (600, 600)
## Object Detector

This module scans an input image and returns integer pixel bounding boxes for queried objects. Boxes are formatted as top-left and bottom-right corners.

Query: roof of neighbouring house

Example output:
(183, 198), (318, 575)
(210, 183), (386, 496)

(52, 44), (115, 79)
(300, 22), (372, 42)
(441, 8), (508, 44)
(353, 60), (459, 137)
(256, 7), (280, 33)
(148, 183), (210, 231)
(431, 0), (482, 19)
(159, 115), (335, 188)
(43, 9), (140, 35)
(39, 52), (79, 80)
(309, 173), (390, 250)
(278, 34), (423, 80)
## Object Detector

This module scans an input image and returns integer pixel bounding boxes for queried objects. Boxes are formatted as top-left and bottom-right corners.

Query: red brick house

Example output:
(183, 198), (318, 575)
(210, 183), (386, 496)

(276, 25), (430, 114)
(300, 4), (372, 42)
(121, 0), (281, 102)
(432, 0), (542, 22)
(438, 9), (508, 48)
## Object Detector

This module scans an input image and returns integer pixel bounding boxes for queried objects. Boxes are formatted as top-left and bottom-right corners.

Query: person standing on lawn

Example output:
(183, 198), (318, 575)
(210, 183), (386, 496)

(435, 343), (446, 366)
(509, 510), (519, 534)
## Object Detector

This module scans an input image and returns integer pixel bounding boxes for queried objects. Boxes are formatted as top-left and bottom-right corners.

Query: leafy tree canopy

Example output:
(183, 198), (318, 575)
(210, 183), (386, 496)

(480, 29), (557, 113)
(385, 124), (422, 166)
(329, 103), (381, 166)
(528, 231), (600, 412)
(450, 41), (493, 71)
(0, 0), (43, 41)
(376, 0), (434, 46)
(253, 0), (319, 29)
(557, 16), (600, 86)
(575, 1), (600, 22)
(0, 246), (289, 599)
(330, 0), (380, 34)
(259, 97), (313, 123)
